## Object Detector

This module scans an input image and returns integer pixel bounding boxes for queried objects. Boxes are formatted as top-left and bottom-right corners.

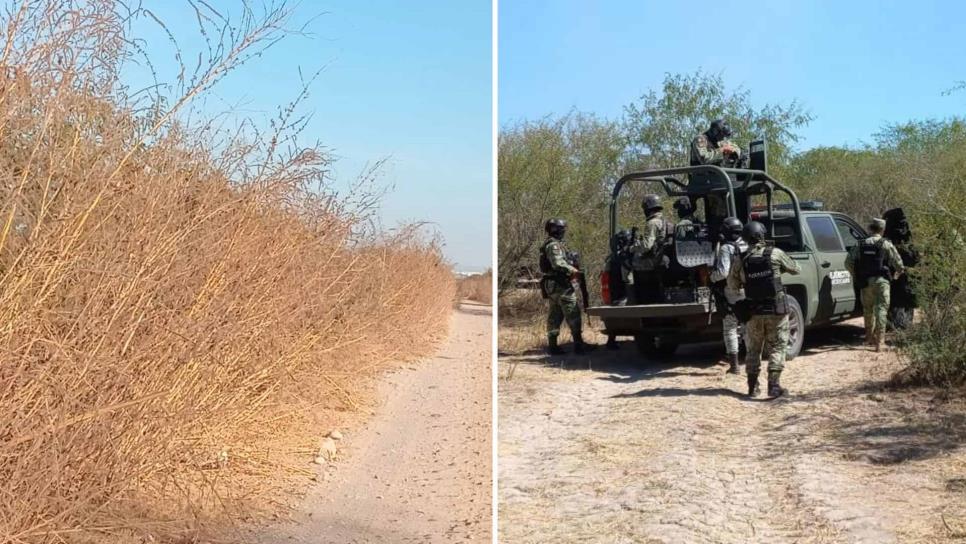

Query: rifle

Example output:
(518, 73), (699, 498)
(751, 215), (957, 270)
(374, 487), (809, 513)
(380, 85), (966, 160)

(566, 250), (591, 312)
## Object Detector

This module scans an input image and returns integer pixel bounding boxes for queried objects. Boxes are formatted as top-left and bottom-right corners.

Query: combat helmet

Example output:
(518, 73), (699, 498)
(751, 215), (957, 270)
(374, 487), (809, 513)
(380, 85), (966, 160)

(709, 119), (733, 141)
(673, 197), (693, 218)
(722, 217), (743, 240)
(545, 218), (567, 239)
(742, 221), (767, 243)
(614, 228), (633, 246)
(641, 194), (663, 213)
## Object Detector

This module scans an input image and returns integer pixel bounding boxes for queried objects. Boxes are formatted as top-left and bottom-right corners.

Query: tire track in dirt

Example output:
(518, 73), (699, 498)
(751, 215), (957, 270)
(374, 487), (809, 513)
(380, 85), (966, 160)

(499, 319), (966, 543)
(261, 304), (492, 543)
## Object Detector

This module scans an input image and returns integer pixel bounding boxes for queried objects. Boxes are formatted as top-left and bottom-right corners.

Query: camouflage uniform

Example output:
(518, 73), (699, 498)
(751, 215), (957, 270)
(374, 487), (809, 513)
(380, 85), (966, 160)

(712, 237), (748, 355)
(690, 132), (741, 166)
(728, 242), (801, 377)
(630, 211), (673, 303)
(541, 237), (581, 342)
(845, 232), (904, 344)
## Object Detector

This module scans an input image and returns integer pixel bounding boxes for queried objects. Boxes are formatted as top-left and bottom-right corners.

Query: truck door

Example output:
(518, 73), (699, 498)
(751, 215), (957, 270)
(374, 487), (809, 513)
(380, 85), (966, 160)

(833, 214), (868, 314)
(805, 214), (855, 319)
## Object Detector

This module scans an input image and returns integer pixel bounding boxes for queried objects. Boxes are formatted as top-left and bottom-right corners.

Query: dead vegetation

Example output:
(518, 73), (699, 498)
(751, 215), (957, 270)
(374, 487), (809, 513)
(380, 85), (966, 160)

(457, 270), (492, 304)
(0, 2), (455, 542)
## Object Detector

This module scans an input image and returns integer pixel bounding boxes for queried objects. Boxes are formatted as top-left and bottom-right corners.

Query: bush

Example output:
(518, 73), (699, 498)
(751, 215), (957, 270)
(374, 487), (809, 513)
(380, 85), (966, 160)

(0, 2), (455, 540)
(497, 113), (624, 297)
(457, 270), (493, 304)
(785, 120), (966, 385)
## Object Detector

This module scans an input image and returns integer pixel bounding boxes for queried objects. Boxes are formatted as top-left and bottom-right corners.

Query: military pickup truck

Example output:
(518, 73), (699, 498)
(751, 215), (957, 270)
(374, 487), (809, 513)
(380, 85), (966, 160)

(587, 143), (868, 360)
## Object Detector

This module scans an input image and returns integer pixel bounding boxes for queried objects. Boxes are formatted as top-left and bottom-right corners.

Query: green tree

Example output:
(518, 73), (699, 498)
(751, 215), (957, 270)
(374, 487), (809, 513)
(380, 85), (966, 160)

(498, 112), (624, 294)
(783, 118), (966, 384)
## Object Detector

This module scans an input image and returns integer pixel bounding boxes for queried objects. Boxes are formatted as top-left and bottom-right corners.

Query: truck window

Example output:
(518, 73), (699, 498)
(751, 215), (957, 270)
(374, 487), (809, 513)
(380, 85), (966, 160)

(834, 217), (864, 251)
(806, 216), (844, 252)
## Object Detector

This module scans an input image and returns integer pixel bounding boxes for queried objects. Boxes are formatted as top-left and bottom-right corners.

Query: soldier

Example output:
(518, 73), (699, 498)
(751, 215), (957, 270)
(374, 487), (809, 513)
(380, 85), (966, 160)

(690, 119), (742, 166)
(630, 194), (674, 303)
(727, 221), (801, 398)
(673, 197), (697, 226)
(540, 218), (596, 355)
(712, 217), (748, 374)
(845, 218), (905, 351)
(604, 228), (635, 350)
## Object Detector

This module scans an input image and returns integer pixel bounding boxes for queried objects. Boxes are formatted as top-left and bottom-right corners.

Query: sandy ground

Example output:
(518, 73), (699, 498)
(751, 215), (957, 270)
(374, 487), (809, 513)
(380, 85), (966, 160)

(498, 318), (966, 543)
(261, 303), (492, 544)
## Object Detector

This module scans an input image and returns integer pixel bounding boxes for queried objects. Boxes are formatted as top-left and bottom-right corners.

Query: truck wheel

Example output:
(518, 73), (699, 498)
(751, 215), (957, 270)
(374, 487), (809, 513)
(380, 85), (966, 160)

(634, 334), (679, 359)
(785, 295), (804, 360)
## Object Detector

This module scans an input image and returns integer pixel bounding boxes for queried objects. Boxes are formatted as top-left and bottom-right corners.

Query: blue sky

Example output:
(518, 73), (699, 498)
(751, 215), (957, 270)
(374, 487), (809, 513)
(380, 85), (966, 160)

(500, 0), (964, 149)
(128, 1), (492, 271)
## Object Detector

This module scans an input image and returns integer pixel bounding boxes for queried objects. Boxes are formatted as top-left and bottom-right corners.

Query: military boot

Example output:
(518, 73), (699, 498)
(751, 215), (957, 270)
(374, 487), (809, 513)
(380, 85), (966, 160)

(767, 371), (787, 398)
(747, 371), (761, 398)
(875, 333), (886, 353)
(547, 335), (565, 355)
(726, 353), (740, 374)
(574, 332), (597, 354)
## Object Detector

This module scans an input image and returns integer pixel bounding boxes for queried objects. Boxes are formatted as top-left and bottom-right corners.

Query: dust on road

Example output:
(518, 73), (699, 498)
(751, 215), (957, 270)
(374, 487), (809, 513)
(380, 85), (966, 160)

(262, 303), (492, 544)
(499, 319), (966, 543)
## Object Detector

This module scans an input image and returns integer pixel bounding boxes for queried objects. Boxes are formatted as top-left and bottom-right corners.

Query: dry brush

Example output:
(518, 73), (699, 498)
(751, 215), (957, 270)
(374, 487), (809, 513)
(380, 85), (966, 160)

(457, 270), (492, 304)
(0, 2), (455, 542)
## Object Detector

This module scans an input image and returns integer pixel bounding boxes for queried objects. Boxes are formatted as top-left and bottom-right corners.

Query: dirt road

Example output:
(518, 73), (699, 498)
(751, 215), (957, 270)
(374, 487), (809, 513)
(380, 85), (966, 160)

(263, 303), (492, 543)
(499, 319), (966, 543)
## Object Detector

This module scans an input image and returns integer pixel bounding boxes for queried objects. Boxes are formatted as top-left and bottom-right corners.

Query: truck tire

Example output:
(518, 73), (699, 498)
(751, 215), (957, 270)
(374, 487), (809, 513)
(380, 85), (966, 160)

(634, 334), (679, 359)
(785, 295), (804, 360)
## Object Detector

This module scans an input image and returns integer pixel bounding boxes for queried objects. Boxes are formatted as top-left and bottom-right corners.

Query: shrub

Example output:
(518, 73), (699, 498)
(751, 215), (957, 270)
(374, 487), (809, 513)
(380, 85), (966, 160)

(457, 270), (493, 304)
(0, 2), (455, 540)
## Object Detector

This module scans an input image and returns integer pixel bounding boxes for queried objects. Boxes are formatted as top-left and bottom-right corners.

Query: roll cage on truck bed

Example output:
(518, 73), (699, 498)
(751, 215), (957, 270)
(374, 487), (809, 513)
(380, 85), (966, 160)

(586, 142), (867, 360)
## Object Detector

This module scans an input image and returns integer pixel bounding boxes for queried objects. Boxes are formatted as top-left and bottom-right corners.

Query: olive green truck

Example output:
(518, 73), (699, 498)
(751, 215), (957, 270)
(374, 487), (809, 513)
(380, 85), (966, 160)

(586, 146), (868, 360)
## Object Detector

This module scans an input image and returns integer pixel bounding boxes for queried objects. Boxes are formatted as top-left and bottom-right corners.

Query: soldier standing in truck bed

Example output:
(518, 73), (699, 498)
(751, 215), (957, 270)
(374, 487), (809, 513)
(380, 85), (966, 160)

(630, 195), (674, 303)
(690, 119), (742, 167)
(604, 228), (635, 350)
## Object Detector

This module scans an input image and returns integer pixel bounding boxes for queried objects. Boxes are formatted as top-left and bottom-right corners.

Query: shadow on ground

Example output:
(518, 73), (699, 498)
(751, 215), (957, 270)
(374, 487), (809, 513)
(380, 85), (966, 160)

(612, 386), (747, 399)
(798, 321), (867, 355)
(763, 377), (966, 465)
(505, 320), (873, 383)
(505, 317), (966, 466)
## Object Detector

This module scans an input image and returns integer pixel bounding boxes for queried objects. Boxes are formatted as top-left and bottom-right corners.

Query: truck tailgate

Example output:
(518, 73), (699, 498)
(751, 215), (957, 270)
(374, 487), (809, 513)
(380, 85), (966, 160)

(586, 302), (711, 319)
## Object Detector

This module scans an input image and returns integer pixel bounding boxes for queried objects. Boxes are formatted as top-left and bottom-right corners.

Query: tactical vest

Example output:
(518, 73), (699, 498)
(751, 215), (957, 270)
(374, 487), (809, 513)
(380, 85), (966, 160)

(539, 239), (568, 280)
(857, 238), (889, 281)
(742, 247), (786, 315)
(646, 217), (674, 264)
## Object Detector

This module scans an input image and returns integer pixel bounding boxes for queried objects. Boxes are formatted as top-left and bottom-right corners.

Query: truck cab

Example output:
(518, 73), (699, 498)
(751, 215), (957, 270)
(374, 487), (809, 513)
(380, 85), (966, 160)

(587, 155), (866, 360)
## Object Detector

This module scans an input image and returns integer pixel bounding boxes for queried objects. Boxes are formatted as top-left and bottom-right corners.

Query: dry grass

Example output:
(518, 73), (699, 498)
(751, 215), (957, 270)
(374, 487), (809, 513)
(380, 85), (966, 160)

(0, 2), (455, 542)
(457, 270), (492, 304)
